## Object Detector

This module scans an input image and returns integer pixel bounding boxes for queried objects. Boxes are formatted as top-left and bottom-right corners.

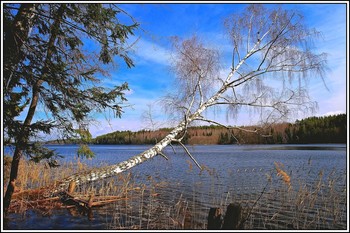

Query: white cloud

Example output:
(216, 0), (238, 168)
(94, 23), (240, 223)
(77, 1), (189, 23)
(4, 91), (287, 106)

(89, 118), (144, 137)
(322, 111), (346, 117)
(133, 38), (173, 66)
(88, 91), (170, 137)
(125, 88), (135, 96)
(319, 89), (347, 115)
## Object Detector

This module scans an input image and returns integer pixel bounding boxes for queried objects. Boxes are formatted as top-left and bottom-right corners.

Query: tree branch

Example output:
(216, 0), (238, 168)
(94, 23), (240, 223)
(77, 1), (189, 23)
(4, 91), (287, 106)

(173, 139), (202, 170)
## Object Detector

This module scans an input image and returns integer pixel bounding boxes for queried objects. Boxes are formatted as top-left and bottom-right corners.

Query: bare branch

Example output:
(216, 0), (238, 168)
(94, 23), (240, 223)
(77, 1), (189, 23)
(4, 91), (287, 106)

(173, 139), (202, 170)
(169, 143), (177, 154)
(158, 151), (169, 160)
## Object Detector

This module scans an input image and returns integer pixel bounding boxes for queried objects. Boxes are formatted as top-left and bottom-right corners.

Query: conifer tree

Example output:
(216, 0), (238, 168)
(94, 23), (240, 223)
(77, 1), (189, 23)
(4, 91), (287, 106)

(3, 3), (139, 214)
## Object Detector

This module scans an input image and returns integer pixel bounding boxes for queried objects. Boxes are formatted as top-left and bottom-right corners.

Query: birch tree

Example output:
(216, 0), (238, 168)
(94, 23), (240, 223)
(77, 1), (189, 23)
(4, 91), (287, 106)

(53, 4), (327, 193)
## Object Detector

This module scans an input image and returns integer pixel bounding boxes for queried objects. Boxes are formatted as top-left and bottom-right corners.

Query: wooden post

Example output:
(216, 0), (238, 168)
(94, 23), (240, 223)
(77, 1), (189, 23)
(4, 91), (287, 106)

(207, 207), (222, 229)
(68, 181), (76, 194)
(88, 194), (94, 208)
(222, 203), (242, 230)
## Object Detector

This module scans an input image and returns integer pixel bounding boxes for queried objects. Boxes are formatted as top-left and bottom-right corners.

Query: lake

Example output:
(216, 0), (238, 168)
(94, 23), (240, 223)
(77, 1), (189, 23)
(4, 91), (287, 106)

(3, 144), (348, 230)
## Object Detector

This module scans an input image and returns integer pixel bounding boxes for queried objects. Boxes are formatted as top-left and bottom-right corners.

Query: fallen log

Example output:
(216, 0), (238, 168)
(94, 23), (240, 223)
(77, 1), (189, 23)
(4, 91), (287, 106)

(8, 186), (130, 214)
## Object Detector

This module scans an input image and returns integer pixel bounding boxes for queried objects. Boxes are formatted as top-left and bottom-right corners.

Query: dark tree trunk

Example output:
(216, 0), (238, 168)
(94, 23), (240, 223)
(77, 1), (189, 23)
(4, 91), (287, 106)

(3, 4), (66, 215)
(4, 3), (37, 90)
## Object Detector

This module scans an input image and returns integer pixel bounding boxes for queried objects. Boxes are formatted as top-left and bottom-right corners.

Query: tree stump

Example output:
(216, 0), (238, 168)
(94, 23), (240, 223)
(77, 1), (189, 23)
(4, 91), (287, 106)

(207, 203), (243, 230)
(207, 207), (222, 229)
(222, 203), (242, 229)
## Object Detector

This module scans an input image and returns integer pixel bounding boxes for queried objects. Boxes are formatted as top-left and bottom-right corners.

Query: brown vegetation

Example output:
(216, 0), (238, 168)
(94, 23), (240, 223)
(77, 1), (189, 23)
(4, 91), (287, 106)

(3, 156), (346, 230)
(93, 124), (287, 145)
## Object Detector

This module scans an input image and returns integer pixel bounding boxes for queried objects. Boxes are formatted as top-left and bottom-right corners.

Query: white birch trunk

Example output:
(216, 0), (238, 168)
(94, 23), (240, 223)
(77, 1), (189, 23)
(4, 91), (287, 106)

(55, 84), (230, 192)
(55, 38), (255, 193)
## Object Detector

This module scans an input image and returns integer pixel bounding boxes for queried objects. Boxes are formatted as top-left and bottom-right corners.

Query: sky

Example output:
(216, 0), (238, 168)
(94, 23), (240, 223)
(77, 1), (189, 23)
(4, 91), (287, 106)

(84, 2), (348, 138)
(4, 2), (347, 139)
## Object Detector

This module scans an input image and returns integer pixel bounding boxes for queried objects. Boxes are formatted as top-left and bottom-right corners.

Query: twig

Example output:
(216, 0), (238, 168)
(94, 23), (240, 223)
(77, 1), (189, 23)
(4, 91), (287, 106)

(169, 143), (177, 154)
(174, 140), (202, 170)
(158, 151), (169, 160)
(239, 181), (270, 227)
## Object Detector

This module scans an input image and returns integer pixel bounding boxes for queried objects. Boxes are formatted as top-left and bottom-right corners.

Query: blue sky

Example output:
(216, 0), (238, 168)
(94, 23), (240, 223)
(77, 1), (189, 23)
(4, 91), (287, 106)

(84, 3), (348, 138)
(16, 2), (346, 139)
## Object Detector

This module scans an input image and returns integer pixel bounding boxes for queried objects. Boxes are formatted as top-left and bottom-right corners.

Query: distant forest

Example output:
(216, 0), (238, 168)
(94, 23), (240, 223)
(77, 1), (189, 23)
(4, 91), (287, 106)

(91, 114), (346, 145)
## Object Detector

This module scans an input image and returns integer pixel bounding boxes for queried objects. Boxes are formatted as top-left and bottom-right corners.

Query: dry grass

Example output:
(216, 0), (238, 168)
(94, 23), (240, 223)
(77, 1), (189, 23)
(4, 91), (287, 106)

(3, 156), (89, 193)
(274, 162), (291, 188)
(3, 157), (347, 230)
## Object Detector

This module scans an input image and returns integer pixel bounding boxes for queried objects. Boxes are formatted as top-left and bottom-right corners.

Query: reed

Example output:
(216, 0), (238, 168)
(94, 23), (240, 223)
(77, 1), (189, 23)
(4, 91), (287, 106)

(3, 156), (347, 230)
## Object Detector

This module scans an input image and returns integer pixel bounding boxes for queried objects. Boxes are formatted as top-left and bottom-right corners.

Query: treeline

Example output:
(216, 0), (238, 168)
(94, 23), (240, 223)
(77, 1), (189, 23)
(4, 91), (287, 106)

(283, 114), (347, 143)
(91, 114), (346, 145)
(93, 128), (172, 145)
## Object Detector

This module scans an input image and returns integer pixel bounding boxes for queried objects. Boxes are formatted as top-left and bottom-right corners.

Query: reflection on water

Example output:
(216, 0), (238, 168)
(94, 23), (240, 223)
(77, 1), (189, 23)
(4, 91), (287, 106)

(4, 144), (347, 230)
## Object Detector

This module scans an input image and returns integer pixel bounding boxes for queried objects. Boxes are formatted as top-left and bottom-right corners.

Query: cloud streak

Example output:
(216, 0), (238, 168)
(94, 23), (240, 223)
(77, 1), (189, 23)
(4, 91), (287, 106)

(133, 38), (173, 66)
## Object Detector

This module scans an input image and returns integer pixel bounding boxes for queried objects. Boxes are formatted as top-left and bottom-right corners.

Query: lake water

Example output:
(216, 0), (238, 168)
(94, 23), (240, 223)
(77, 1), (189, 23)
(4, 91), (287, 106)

(4, 144), (348, 230)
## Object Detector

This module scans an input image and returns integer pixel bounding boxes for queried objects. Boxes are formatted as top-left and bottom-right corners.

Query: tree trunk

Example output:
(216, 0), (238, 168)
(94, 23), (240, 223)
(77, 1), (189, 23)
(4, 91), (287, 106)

(4, 3), (37, 90)
(3, 82), (41, 214)
(3, 4), (66, 215)
(54, 83), (230, 192)
(55, 120), (188, 191)
(3, 9), (38, 209)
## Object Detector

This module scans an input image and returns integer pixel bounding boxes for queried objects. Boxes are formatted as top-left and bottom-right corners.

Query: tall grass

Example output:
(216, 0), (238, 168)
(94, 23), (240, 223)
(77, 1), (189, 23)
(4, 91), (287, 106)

(3, 156), (347, 230)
